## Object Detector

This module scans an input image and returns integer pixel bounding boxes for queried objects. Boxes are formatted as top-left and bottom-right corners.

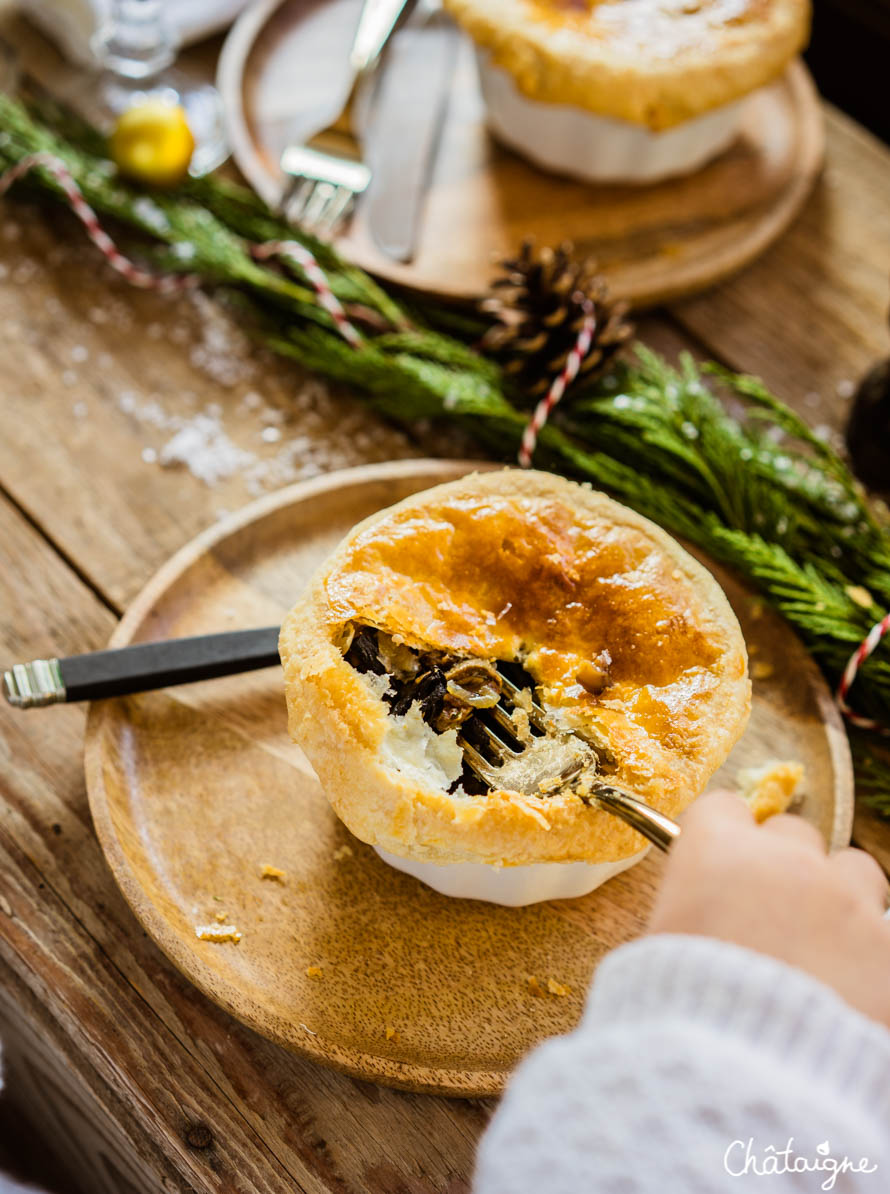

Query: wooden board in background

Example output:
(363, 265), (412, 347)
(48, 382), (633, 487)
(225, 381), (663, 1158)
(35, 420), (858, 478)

(85, 461), (853, 1097)
(0, 485), (488, 1193)
(219, 0), (825, 305)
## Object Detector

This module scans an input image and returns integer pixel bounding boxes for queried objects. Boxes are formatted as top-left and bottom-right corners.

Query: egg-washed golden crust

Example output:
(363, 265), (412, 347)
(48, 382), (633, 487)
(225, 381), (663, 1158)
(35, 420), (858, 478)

(443, 0), (810, 129)
(280, 470), (750, 866)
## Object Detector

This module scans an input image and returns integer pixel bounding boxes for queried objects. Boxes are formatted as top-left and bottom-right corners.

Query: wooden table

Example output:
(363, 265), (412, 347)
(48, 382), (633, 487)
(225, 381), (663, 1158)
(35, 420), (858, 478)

(2, 23), (890, 1194)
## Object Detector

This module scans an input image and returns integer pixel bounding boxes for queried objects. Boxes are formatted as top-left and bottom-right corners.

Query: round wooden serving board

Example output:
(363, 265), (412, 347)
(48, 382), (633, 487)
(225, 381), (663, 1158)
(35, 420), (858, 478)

(218, 0), (824, 305)
(85, 461), (853, 1096)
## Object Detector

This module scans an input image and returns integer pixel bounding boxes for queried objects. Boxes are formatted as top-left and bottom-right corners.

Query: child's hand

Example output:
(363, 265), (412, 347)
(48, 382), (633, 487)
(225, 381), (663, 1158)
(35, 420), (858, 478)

(648, 790), (890, 1028)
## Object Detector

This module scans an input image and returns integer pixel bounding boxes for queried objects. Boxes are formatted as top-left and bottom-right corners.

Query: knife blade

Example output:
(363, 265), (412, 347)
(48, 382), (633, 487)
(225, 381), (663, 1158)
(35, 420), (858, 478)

(365, 3), (460, 263)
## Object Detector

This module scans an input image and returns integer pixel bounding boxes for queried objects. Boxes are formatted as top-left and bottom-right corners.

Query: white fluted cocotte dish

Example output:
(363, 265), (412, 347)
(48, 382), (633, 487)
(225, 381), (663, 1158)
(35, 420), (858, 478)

(374, 844), (652, 906)
(476, 50), (752, 185)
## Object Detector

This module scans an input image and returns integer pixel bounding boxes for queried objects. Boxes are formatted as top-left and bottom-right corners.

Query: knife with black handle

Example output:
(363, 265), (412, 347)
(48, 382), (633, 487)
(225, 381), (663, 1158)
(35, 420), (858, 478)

(3, 627), (282, 708)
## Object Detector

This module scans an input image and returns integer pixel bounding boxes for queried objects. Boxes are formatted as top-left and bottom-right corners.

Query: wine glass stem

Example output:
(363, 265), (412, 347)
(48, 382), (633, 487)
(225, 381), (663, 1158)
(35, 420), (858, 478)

(97, 0), (177, 81)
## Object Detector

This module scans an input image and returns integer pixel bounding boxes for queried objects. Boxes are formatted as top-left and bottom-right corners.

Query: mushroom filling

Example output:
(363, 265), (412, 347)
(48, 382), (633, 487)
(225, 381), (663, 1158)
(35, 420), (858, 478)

(342, 624), (614, 796)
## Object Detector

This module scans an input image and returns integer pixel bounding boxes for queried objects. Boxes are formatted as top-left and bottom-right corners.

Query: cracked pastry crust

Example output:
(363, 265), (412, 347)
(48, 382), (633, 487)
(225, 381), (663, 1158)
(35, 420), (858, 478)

(279, 470), (750, 866)
(442, 0), (810, 129)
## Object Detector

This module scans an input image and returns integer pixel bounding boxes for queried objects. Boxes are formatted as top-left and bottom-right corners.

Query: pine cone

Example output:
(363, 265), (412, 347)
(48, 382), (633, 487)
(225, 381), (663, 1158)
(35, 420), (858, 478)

(481, 239), (634, 403)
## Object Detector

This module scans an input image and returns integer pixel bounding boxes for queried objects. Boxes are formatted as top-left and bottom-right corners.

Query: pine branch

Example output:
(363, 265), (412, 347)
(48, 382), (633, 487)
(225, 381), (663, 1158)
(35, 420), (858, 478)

(851, 736), (890, 817)
(9, 92), (890, 814)
(0, 91), (379, 335)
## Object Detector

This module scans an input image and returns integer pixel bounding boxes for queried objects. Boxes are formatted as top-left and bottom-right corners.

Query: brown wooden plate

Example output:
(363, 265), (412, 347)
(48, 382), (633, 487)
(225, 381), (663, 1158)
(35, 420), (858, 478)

(218, 0), (825, 305)
(85, 461), (853, 1096)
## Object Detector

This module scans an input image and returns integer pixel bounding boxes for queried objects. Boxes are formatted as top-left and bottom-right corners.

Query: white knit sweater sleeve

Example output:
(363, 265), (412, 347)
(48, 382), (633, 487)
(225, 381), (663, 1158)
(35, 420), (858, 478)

(474, 934), (890, 1194)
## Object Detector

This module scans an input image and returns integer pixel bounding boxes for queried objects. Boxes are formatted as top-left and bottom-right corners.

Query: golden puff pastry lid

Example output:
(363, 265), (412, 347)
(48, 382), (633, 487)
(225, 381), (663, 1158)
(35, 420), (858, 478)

(280, 471), (751, 867)
(444, 0), (811, 129)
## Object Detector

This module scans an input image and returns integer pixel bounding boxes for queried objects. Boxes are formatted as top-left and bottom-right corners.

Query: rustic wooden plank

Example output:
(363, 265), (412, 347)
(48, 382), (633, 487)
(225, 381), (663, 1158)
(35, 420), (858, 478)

(0, 195), (692, 622)
(670, 105), (890, 432)
(0, 202), (419, 611)
(0, 491), (488, 1192)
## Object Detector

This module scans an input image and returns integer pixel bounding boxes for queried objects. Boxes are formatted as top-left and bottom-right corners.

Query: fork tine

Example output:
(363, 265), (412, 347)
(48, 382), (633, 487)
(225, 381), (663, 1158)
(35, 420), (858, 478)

(470, 720), (523, 763)
(278, 174), (296, 215)
(457, 736), (493, 782)
(301, 181), (336, 233)
(283, 177), (315, 227)
(496, 669), (549, 733)
(490, 701), (523, 738)
(314, 184), (356, 240)
(278, 171), (304, 217)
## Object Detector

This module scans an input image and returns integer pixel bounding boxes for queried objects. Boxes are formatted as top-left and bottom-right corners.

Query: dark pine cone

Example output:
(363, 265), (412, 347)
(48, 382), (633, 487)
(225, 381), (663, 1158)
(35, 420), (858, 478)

(480, 239), (634, 403)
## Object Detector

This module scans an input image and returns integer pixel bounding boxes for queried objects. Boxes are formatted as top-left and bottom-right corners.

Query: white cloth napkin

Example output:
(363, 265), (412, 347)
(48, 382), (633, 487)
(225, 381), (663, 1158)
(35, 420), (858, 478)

(25, 0), (250, 65)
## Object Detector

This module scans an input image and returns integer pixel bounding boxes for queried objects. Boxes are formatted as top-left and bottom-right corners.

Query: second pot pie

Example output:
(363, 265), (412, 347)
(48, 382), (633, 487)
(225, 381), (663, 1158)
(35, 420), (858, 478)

(442, 0), (811, 182)
(280, 471), (750, 871)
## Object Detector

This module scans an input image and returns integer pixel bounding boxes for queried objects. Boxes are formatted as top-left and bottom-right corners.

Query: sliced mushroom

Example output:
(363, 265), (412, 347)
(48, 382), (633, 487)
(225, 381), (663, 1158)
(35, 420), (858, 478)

(345, 625), (387, 676)
(576, 650), (613, 696)
(389, 667), (448, 721)
(376, 630), (421, 680)
(432, 702), (474, 734)
(341, 627), (615, 789)
(444, 659), (502, 709)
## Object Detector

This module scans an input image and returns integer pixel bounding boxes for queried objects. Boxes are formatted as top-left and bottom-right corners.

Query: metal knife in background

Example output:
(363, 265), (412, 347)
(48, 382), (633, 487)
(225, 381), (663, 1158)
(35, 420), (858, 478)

(364, 0), (460, 263)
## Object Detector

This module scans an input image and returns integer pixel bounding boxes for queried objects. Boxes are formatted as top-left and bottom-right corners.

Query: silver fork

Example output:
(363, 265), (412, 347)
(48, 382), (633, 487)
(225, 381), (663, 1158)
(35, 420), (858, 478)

(458, 666), (682, 853)
(278, 0), (411, 239)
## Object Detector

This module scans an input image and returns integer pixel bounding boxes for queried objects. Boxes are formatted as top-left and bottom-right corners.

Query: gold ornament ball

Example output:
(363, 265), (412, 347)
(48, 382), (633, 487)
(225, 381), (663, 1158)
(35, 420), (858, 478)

(109, 100), (195, 188)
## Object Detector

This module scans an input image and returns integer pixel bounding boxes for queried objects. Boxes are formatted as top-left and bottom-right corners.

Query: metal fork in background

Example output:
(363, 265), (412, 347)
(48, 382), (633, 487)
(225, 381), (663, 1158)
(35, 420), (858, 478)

(458, 665), (682, 853)
(278, 0), (410, 239)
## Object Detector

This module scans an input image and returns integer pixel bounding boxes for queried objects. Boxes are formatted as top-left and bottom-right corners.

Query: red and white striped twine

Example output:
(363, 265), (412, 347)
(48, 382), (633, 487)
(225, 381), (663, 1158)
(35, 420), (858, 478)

(250, 239), (361, 347)
(0, 152), (199, 293)
(837, 612), (890, 734)
(8, 156), (890, 731)
(518, 304), (596, 468)
(0, 153), (361, 346)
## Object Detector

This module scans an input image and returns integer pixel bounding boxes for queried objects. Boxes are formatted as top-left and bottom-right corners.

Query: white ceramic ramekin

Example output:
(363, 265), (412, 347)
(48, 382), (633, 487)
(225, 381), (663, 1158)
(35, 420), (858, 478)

(476, 49), (749, 185)
(374, 844), (651, 906)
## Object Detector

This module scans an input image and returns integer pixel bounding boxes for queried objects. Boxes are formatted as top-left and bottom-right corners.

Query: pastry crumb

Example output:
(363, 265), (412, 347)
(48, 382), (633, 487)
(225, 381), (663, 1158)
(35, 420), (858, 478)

(333, 844), (354, 861)
(214, 911), (228, 923)
(511, 705), (532, 743)
(195, 923), (241, 944)
(306, 965), (323, 979)
(547, 978), (571, 997)
(259, 864), (286, 882)
(576, 650), (612, 696)
(528, 975), (571, 997)
(749, 598), (764, 620)
(751, 660), (774, 680)
(738, 760), (804, 823)
(385, 1025), (400, 1042)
